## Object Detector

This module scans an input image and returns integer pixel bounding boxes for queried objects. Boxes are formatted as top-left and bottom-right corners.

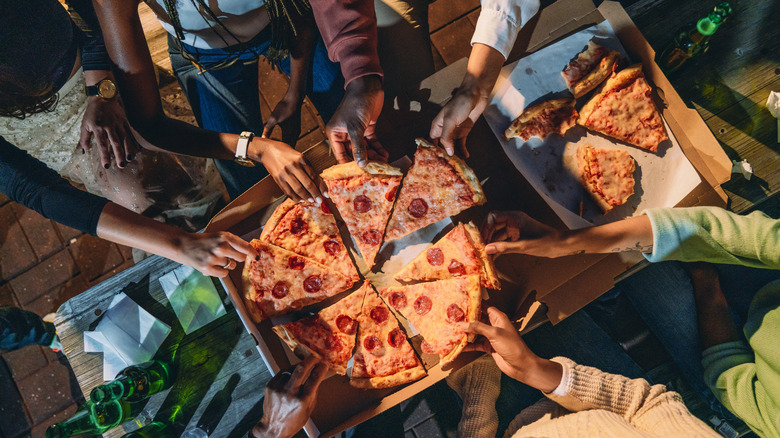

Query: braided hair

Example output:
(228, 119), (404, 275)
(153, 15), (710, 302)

(160, 0), (312, 69)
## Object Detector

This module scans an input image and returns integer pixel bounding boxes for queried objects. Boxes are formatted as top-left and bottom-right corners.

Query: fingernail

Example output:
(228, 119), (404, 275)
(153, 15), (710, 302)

(255, 255), (260, 261)
(315, 197), (322, 205)
(308, 198), (314, 203)
(126, 154), (133, 161)
(82, 149), (86, 154)
(357, 160), (367, 168)
(119, 161), (126, 168)
(104, 164), (109, 169)
(323, 191), (330, 199)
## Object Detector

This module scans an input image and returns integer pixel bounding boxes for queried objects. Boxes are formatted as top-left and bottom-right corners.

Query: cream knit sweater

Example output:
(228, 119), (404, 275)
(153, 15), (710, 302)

(448, 356), (719, 438)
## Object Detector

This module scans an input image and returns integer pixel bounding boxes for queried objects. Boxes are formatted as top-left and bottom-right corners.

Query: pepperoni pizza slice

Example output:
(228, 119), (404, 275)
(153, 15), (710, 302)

(321, 161), (403, 268)
(260, 198), (359, 285)
(380, 276), (481, 366)
(385, 139), (486, 242)
(394, 223), (500, 289)
(578, 64), (668, 152)
(351, 282), (427, 388)
(242, 240), (353, 323)
(273, 288), (364, 374)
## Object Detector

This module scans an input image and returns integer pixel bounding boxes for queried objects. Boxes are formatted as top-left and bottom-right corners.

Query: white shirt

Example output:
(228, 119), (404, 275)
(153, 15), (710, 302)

(471, 0), (540, 59)
(147, 0), (270, 49)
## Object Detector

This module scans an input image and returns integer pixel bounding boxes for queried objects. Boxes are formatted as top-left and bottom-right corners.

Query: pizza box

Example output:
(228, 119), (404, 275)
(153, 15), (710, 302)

(205, 0), (731, 435)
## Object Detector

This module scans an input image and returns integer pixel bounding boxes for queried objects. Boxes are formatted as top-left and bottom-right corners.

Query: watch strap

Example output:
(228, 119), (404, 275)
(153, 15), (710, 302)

(85, 85), (100, 97)
(236, 131), (254, 160)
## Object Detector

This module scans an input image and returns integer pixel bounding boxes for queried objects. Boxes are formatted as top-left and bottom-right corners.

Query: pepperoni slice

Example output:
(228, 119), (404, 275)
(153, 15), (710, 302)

(288, 256), (305, 270)
(408, 198), (428, 218)
(272, 281), (289, 299)
(320, 201), (332, 215)
(325, 335), (342, 351)
(303, 275), (322, 293)
(323, 239), (342, 255)
(387, 328), (405, 348)
(336, 315), (356, 334)
(363, 335), (381, 351)
(426, 248), (444, 266)
(448, 260), (466, 275)
(447, 304), (466, 322)
(414, 296), (432, 315)
(420, 340), (436, 355)
(387, 292), (407, 309)
(385, 185), (398, 202)
(370, 306), (389, 324)
(290, 218), (307, 235)
(362, 229), (382, 245)
(353, 195), (372, 213)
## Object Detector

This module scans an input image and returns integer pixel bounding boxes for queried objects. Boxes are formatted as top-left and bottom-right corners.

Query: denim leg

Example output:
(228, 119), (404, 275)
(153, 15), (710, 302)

(617, 261), (729, 415)
(0, 307), (55, 351)
(495, 310), (645, 437)
(169, 37), (270, 199)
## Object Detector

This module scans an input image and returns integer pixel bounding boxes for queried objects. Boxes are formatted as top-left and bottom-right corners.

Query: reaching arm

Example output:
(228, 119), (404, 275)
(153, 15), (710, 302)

(91, 0), (324, 200)
(480, 210), (653, 258)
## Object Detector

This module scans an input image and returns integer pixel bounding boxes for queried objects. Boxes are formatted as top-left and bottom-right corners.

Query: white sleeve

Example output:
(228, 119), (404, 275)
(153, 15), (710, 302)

(471, 0), (540, 59)
(550, 357), (572, 396)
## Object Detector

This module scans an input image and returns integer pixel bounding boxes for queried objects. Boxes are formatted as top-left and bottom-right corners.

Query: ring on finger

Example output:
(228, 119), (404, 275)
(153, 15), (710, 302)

(222, 259), (236, 270)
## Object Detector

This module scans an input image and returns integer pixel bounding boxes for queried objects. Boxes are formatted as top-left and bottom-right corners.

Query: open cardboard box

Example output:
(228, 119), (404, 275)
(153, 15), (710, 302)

(205, 0), (731, 435)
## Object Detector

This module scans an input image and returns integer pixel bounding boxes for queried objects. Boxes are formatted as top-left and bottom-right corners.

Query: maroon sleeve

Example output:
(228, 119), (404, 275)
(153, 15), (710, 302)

(309, 0), (383, 86)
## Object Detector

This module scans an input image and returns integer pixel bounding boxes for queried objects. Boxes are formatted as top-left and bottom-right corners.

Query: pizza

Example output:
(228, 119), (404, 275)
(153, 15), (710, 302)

(577, 64), (668, 152)
(380, 276), (481, 366)
(562, 40), (621, 98)
(242, 240), (353, 322)
(320, 161), (403, 268)
(394, 223), (500, 289)
(577, 144), (636, 212)
(273, 288), (364, 374)
(260, 199), (359, 285)
(351, 282), (427, 388)
(385, 139), (486, 241)
(504, 97), (578, 142)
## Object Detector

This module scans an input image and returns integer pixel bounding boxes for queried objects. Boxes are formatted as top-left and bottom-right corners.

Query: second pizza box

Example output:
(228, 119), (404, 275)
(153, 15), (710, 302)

(205, 0), (731, 435)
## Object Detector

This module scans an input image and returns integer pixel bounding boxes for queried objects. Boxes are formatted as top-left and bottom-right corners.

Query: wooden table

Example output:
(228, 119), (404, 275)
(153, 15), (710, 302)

(54, 256), (271, 438)
(622, 0), (780, 214)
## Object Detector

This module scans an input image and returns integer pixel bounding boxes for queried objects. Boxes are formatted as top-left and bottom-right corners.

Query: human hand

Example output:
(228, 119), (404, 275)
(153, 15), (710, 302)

(262, 93), (303, 146)
(252, 355), (328, 438)
(174, 231), (258, 277)
(429, 83), (487, 158)
(80, 96), (140, 169)
(481, 211), (561, 257)
(326, 75), (388, 166)
(461, 307), (562, 392)
(254, 138), (327, 202)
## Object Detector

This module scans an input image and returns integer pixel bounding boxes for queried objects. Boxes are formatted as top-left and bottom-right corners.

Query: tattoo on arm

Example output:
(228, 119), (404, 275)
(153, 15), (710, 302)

(609, 243), (654, 253)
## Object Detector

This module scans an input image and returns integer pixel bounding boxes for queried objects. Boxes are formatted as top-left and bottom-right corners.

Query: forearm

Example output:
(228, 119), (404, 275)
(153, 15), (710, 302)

(285, 25), (315, 102)
(506, 353), (563, 393)
(462, 43), (505, 100)
(525, 215), (653, 258)
(96, 203), (186, 262)
(691, 270), (739, 349)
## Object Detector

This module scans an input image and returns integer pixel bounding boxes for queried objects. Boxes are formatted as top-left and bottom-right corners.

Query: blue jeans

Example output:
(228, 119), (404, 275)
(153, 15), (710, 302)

(0, 307), (55, 351)
(169, 27), (344, 199)
(614, 260), (780, 418)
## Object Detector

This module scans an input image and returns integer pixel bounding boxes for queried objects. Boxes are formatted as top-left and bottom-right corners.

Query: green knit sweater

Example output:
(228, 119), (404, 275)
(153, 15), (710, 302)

(645, 207), (780, 437)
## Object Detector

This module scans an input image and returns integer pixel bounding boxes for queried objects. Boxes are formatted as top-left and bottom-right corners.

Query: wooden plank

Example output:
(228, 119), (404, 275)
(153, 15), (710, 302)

(54, 256), (270, 437)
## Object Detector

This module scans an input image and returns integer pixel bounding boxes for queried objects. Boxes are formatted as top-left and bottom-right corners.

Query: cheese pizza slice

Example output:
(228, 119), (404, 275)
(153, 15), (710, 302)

(577, 144), (636, 212)
(351, 282), (426, 388)
(261, 199), (359, 285)
(273, 287), (364, 374)
(380, 276), (482, 366)
(321, 161), (403, 268)
(385, 139), (486, 242)
(504, 97), (578, 142)
(395, 223), (500, 289)
(242, 240), (353, 322)
(578, 64), (668, 152)
(562, 40), (621, 98)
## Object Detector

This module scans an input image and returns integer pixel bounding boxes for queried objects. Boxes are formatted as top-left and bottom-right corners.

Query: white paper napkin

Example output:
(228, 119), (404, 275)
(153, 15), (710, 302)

(158, 265), (226, 335)
(84, 292), (172, 381)
(766, 91), (780, 143)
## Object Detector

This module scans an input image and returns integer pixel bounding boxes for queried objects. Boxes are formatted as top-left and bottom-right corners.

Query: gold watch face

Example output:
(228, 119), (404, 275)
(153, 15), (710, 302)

(234, 157), (256, 167)
(98, 80), (117, 99)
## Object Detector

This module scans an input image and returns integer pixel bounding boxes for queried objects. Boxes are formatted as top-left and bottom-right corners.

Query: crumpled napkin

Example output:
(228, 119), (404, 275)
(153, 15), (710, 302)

(158, 265), (226, 335)
(767, 91), (780, 143)
(84, 293), (171, 381)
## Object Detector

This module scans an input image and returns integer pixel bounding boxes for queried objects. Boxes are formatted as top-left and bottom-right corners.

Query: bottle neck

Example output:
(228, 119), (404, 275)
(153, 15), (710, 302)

(46, 407), (95, 438)
(91, 375), (133, 403)
(697, 16), (720, 36)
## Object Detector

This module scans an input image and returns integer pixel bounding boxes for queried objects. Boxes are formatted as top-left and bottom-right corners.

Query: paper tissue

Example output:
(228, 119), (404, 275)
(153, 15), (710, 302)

(84, 293), (172, 381)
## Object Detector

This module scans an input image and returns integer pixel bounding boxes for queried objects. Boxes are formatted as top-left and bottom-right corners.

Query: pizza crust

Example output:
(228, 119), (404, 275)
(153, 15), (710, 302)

(463, 222), (501, 290)
(349, 364), (427, 389)
(440, 275), (482, 366)
(259, 198), (297, 242)
(321, 161), (403, 181)
(504, 98), (578, 142)
(414, 139), (486, 205)
(272, 324), (337, 370)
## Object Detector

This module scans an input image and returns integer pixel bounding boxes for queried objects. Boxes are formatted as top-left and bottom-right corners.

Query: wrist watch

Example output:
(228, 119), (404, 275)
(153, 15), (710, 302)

(85, 78), (117, 99)
(234, 131), (256, 167)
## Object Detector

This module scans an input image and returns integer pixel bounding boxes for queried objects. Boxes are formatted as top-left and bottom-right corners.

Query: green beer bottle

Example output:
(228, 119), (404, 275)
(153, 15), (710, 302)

(91, 360), (173, 404)
(46, 400), (144, 438)
(120, 421), (178, 438)
(656, 2), (732, 74)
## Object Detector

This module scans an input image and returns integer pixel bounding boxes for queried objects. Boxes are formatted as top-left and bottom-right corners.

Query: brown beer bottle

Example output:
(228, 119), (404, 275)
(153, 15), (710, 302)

(656, 2), (732, 74)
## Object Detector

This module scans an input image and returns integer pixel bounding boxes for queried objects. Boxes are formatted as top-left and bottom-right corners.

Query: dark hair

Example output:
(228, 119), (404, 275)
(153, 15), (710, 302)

(0, 71), (59, 119)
